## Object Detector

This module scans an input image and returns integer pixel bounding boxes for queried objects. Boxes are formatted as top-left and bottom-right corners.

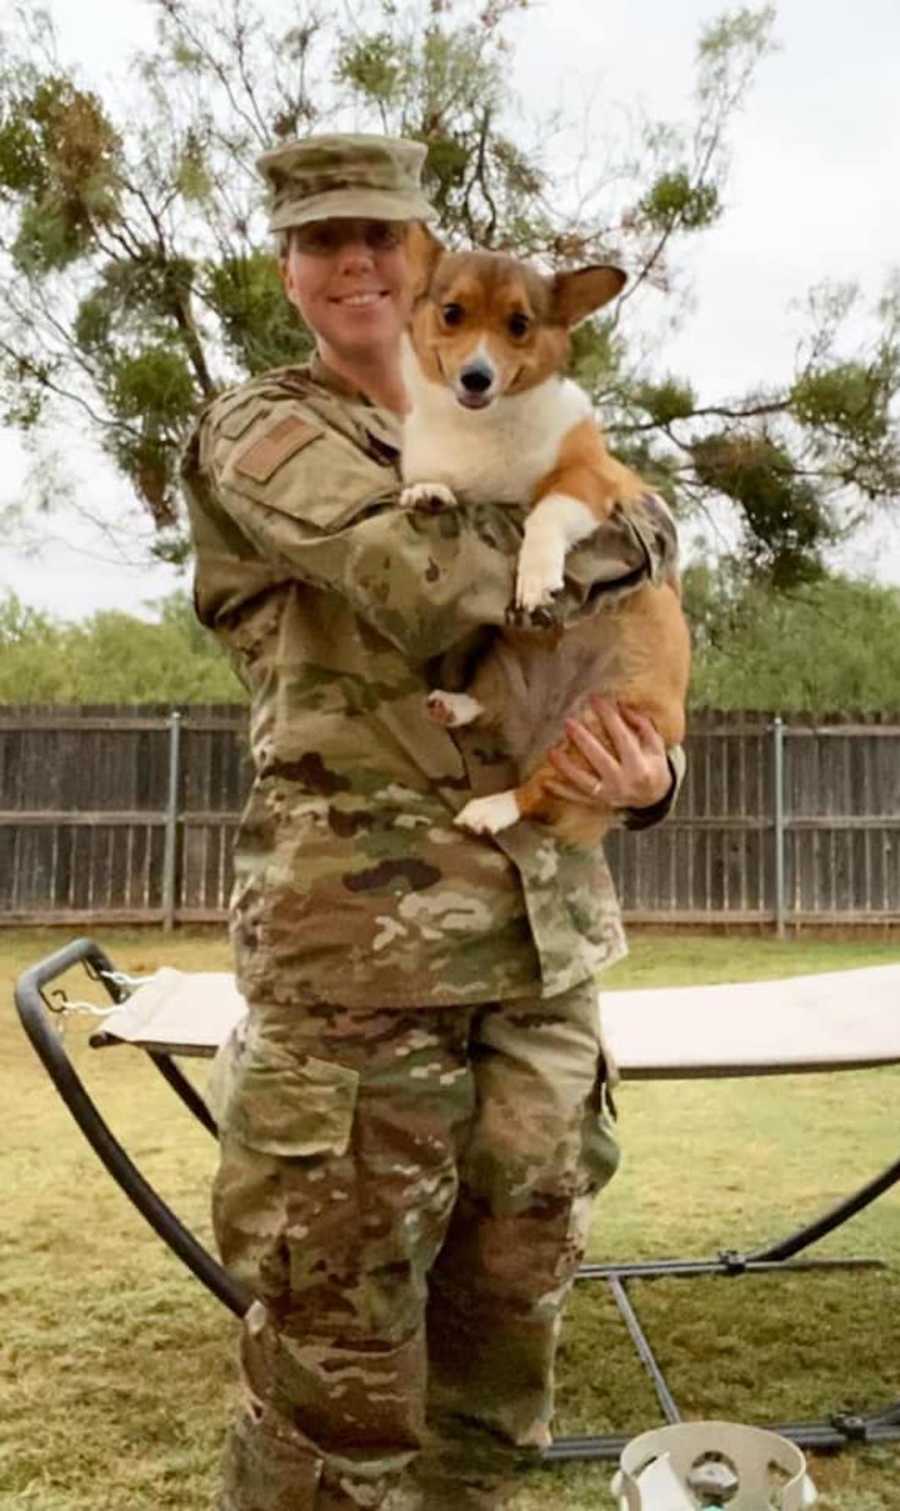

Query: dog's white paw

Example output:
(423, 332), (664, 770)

(515, 536), (565, 613)
(427, 690), (485, 727)
(399, 482), (458, 512)
(454, 791), (521, 836)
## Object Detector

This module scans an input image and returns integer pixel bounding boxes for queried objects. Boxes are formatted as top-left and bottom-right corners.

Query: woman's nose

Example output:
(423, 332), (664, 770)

(336, 238), (375, 273)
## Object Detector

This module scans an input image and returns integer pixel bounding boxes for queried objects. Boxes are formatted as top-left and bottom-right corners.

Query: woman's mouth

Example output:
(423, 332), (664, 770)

(332, 292), (387, 308)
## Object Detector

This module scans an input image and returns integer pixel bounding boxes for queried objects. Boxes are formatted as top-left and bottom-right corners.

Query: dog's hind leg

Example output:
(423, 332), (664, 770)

(454, 789), (522, 835)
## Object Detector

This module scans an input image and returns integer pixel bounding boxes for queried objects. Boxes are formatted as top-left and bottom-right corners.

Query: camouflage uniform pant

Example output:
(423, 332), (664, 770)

(210, 980), (619, 1510)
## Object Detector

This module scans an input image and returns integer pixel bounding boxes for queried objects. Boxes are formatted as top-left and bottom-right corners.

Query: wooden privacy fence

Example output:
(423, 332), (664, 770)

(1, 705), (899, 930)
(0, 705), (246, 928)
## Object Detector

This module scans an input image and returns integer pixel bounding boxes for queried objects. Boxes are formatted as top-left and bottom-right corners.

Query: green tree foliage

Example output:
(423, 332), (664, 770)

(691, 432), (833, 587)
(6, 571), (899, 713)
(0, 589), (244, 702)
(683, 562), (900, 710)
(0, 1), (897, 586)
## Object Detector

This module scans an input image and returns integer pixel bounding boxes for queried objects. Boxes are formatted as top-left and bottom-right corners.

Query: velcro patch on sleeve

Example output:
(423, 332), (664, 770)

(234, 414), (323, 484)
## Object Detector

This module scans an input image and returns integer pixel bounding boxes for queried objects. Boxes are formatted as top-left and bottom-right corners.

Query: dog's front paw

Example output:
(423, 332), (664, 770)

(399, 482), (458, 512)
(506, 601), (556, 629)
(515, 535), (565, 614)
(454, 791), (522, 836)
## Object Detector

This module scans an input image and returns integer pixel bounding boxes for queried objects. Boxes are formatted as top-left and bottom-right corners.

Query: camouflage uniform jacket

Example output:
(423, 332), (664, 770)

(181, 357), (682, 1009)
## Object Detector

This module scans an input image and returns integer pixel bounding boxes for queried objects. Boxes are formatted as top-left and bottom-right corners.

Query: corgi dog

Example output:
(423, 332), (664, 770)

(400, 226), (691, 847)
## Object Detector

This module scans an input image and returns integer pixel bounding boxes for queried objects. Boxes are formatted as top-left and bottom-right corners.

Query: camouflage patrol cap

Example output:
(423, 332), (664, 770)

(257, 133), (436, 232)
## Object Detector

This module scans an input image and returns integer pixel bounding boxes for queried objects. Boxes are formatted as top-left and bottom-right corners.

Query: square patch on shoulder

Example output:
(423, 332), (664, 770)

(235, 414), (323, 484)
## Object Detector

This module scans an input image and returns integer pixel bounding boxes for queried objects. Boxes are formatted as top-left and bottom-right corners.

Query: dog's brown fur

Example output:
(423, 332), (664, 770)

(462, 583), (689, 846)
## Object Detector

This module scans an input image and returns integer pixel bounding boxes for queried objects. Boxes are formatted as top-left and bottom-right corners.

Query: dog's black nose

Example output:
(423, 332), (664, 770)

(460, 364), (493, 394)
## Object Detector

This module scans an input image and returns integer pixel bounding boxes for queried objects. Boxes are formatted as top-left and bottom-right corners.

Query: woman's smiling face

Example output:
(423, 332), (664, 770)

(280, 219), (413, 363)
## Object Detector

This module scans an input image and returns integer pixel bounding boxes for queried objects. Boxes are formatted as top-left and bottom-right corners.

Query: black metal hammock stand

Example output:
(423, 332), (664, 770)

(15, 936), (900, 1461)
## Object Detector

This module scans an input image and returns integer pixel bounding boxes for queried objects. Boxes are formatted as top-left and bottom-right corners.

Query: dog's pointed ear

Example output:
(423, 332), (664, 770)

(405, 221), (446, 298)
(551, 265), (627, 327)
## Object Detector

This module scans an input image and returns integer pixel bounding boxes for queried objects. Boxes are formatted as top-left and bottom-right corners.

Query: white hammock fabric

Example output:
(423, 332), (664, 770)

(98, 963), (900, 1079)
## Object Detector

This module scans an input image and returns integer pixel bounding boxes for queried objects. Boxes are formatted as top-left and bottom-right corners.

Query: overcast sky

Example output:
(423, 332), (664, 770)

(1, 0), (898, 620)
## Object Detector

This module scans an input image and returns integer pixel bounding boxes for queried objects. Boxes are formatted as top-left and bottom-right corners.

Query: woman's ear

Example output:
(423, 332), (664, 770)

(276, 229), (294, 296)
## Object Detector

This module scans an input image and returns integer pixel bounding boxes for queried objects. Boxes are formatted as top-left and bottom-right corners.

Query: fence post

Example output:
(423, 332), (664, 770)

(162, 710), (182, 932)
(772, 715), (786, 938)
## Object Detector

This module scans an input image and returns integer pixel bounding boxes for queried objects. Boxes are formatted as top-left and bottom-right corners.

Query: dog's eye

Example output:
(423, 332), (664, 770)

(442, 303), (464, 327)
(507, 312), (530, 338)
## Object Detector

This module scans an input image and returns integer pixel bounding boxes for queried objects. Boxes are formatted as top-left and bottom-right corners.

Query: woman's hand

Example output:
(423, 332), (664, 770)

(546, 697), (671, 812)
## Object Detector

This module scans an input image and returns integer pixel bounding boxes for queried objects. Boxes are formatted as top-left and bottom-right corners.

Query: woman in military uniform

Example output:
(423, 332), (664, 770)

(181, 133), (681, 1511)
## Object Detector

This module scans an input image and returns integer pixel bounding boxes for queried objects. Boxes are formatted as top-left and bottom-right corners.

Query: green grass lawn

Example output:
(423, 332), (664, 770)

(2, 927), (900, 1509)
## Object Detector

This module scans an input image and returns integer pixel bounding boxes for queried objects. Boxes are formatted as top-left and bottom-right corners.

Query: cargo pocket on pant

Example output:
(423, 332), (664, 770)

(580, 1056), (621, 1195)
(222, 1044), (359, 1159)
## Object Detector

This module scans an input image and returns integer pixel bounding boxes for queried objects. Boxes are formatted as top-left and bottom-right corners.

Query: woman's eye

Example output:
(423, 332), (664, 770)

(367, 223), (401, 250)
(442, 303), (464, 327)
(297, 225), (339, 255)
(296, 228), (334, 254)
(508, 312), (530, 338)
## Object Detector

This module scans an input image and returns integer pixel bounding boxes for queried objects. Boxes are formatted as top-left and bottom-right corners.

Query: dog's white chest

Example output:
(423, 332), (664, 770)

(401, 343), (591, 505)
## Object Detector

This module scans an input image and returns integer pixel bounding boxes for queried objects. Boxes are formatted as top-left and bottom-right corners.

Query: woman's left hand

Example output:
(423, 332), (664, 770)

(546, 697), (671, 812)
